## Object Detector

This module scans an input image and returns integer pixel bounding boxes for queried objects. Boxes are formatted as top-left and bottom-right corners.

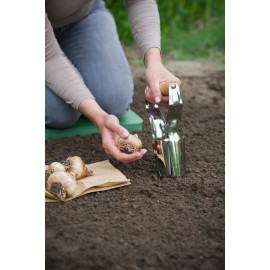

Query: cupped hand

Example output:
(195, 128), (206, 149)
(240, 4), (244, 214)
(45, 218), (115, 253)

(98, 115), (147, 163)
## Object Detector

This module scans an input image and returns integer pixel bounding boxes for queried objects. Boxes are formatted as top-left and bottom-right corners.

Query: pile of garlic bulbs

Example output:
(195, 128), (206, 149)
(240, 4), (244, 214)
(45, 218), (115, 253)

(45, 156), (93, 201)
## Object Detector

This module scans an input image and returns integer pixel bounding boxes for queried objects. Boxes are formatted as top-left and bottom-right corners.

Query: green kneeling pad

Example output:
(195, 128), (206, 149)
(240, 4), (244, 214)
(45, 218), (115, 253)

(45, 109), (143, 140)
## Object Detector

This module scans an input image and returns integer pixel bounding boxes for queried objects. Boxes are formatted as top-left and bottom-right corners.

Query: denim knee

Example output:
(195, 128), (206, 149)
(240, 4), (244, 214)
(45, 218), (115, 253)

(46, 109), (81, 129)
(45, 86), (81, 129)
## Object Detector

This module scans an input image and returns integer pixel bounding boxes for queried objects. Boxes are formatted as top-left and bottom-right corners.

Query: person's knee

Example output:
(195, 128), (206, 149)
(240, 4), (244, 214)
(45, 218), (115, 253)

(46, 86), (81, 129)
(46, 109), (81, 129)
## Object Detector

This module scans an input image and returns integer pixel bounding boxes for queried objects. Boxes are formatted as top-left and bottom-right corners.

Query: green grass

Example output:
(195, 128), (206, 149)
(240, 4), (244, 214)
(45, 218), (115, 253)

(124, 18), (225, 67)
(105, 0), (225, 65)
(161, 19), (225, 64)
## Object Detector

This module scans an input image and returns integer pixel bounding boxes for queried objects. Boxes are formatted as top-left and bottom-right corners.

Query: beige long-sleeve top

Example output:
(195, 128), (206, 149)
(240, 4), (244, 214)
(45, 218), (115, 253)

(45, 0), (160, 110)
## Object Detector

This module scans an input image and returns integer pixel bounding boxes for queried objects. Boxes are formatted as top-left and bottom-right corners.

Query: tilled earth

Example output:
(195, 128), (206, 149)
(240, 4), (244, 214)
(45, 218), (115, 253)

(45, 61), (225, 270)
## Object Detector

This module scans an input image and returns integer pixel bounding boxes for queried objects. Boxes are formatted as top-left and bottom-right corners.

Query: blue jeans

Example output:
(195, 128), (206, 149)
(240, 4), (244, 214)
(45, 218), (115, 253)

(45, 0), (134, 128)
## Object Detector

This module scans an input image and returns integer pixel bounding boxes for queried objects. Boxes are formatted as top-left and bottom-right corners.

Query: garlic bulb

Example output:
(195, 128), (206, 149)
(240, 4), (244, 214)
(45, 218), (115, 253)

(116, 134), (142, 154)
(63, 156), (93, 180)
(46, 171), (77, 201)
(45, 161), (66, 182)
(48, 162), (66, 172)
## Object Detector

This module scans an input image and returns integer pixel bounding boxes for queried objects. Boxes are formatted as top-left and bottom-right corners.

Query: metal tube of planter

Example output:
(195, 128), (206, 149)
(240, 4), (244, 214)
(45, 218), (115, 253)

(146, 82), (185, 178)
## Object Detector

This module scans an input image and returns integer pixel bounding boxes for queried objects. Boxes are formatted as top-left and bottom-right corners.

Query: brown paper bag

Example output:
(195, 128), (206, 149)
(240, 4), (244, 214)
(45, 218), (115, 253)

(45, 160), (130, 202)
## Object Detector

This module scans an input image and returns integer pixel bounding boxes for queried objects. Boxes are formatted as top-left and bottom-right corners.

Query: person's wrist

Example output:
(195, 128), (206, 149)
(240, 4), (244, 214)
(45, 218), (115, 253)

(144, 47), (162, 68)
(94, 113), (108, 130)
(78, 98), (108, 128)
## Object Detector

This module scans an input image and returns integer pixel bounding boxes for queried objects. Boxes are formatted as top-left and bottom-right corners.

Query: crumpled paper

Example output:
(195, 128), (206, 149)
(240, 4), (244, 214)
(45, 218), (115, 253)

(45, 160), (130, 202)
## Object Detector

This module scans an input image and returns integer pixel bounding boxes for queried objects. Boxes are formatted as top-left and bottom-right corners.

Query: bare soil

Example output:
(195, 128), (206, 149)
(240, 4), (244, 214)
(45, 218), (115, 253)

(45, 61), (225, 270)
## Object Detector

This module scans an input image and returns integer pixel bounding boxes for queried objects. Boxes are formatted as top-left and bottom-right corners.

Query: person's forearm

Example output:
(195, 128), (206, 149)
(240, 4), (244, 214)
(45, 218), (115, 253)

(78, 98), (108, 128)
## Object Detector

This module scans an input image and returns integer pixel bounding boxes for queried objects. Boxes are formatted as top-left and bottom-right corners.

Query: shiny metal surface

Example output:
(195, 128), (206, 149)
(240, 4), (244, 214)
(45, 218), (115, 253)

(145, 83), (185, 178)
(145, 101), (165, 140)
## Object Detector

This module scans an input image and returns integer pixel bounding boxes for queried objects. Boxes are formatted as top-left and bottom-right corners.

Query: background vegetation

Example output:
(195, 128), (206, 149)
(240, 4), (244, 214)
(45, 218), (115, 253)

(105, 0), (225, 65)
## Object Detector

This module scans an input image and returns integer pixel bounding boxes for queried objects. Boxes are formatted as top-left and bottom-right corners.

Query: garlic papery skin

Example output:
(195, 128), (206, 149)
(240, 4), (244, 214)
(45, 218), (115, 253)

(63, 156), (93, 180)
(46, 171), (77, 201)
(45, 162), (66, 182)
(48, 162), (65, 172)
(116, 134), (142, 154)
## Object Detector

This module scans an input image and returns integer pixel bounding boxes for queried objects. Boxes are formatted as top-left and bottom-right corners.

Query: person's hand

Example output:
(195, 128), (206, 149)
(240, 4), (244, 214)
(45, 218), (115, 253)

(144, 48), (181, 105)
(78, 99), (147, 163)
(98, 114), (147, 163)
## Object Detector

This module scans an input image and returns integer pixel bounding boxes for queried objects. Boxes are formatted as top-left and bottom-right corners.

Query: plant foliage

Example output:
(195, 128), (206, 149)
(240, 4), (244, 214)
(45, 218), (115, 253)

(105, 0), (224, 62)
